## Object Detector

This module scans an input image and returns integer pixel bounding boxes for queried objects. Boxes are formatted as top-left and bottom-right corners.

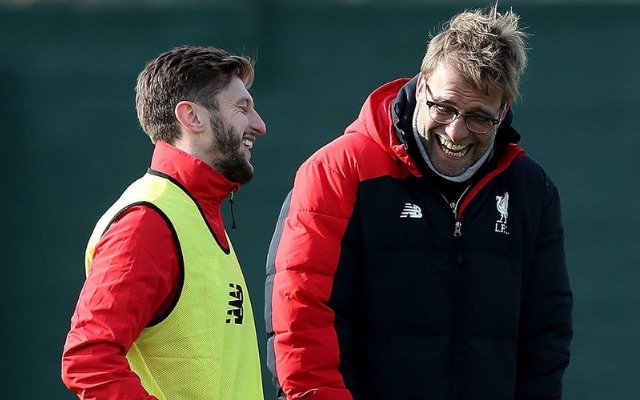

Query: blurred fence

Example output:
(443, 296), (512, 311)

(1, 2), (639, 399)
(3, 0), (640, 5)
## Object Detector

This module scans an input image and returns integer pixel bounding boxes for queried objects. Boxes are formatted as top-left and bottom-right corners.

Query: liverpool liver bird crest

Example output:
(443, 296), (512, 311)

(496, 192), (509, 224)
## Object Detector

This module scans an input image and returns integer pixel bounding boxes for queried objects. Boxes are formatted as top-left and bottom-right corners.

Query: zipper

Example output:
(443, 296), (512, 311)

(453, 221), (462, 237)
(442, 185), (470, 239)
(229, 189), (237, 229)
(440, 186), (469, 400)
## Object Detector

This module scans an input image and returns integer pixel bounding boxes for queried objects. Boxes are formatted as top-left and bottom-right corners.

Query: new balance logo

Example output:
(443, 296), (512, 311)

(226, 283), (244, 324)
(400, 203), (422, 218)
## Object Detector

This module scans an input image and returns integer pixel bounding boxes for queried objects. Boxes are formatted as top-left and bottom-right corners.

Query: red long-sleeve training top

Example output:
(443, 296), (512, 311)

(61, 142), (237, 399)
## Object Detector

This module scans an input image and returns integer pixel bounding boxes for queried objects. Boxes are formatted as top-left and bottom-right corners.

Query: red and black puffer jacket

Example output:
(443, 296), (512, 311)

(266, 77), (573, 400)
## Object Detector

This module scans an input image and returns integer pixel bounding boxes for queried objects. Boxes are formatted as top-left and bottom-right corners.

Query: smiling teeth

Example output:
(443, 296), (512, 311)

(439, 137), (469, 158)
(443, 142), (466, 151)
(243, 139), (253, 149)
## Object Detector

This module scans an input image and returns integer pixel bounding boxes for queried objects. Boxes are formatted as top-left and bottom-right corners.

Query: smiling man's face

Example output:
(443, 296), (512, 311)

(204, 76), (267, 184)
(415, 62), (507, 178)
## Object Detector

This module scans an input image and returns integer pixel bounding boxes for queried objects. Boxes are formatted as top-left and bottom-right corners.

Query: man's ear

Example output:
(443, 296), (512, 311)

(175, 101), (205, 133)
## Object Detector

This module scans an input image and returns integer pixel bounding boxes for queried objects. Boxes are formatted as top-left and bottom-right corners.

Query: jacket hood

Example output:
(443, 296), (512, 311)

(344, 76), (522, 177)
(343, 78), (423, 176)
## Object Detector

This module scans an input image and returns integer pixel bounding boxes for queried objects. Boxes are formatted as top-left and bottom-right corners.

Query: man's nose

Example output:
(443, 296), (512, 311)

(444, 116), (470, 142)
(250, 110), (266, 136)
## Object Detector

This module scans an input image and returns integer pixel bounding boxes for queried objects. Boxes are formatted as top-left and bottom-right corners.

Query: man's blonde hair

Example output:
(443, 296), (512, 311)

(421, 4), (528, 103)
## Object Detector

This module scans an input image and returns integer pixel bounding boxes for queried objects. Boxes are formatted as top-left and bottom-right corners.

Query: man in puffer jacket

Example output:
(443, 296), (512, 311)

(266, 4), (572, 400)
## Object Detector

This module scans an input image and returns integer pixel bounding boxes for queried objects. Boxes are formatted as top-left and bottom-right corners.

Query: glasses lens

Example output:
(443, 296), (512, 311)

(466, 116), (494, 134)
(429, 105), (456, 124)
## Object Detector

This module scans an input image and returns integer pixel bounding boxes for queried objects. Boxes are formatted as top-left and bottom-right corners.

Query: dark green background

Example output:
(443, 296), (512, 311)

(1, 3), (638, 399)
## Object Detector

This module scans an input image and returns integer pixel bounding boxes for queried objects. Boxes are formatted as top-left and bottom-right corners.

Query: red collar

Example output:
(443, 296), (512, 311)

(150, 141), (239, 205)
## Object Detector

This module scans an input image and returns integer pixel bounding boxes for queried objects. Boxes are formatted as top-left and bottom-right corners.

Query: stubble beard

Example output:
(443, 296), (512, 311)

(209, 115), (254, 185)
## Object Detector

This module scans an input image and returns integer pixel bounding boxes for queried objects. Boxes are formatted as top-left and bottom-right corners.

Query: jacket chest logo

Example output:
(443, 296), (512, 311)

(226, 283), (244, 324)
(495, 192), (510, 235)
(400, 203), (423, 218)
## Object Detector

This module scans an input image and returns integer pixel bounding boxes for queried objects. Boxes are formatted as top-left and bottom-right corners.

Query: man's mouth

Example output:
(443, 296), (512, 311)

(242, 138), (253, 149)
(437, 136), (470, 158)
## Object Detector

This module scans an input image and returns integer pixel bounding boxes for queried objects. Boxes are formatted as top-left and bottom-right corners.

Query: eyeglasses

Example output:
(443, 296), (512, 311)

(424, 88), (502, 134)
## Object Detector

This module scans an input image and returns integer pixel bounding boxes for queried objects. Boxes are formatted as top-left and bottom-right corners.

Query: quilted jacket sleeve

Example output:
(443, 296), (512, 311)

(265, 152), (360, 400)
(515, 173), (573, 399)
